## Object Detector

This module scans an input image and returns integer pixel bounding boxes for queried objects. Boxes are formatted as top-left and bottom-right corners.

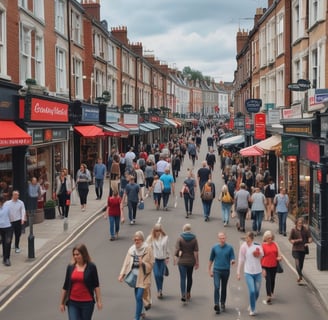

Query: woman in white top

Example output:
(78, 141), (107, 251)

(135, 165), (145, 200)
(150, 175), (164, 210)
(146, 222), (170, 299)
(250, 187), (266, 235)
(237, 231), (264, 316)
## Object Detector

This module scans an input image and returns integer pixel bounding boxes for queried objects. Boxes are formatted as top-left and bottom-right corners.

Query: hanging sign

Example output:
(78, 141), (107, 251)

(254, 113), (266, 140)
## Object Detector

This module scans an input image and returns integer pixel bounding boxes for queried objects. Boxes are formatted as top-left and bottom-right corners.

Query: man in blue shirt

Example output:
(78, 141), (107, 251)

(93, 158), (107, 200)
(159, 167), (175, 211)
(208, 232), (235, 314)
(122, 176), (140, 224)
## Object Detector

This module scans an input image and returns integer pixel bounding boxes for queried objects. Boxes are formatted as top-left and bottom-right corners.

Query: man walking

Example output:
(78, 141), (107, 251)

(160, 167), (175, 211)
(122, 175), (140, 224)
(197, 161), (211, 192)
(93, 158), (107, 200)
(208, 232), (235, 314)
(5, 191), (26, 253)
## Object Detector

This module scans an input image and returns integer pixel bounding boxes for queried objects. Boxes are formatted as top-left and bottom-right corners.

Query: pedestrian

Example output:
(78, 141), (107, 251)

(150, 175), (163, 210)
(110, 154), (121, 196)
(0, 196), (13, 266)
(197, 161), (211, 192)
(56, 169), (75, 219)
(146, 222), (170, 299)
(180, 170), (196, 218)
(200, 179), (215, 222)
(264, 177), (276, 221)
(5, 190), (26, 253)
(59, 243), (102, 319)
(174, 223), (199, 302)
(234, 183), (250, 232)
(144, 161), (154, 191)
(93, 158), (107, 200)
(160, 167), (175, 211)
(122, 175), (140, 224)
(155, 155), (169, 177)
(135, 165), (145, 200)
(171, 152), (181, 182)
(218, 184), (233, 226)
(289, 217), (312, 283)
(237, 231), (264, 316)
(273, 187), (289, 236)
(118, 231), (154, 320)
(76, 164), (91, 211)
(105, 190), (124, 241)
(27, 177), (41, 217)
(261, 230), (282, 305)
(187, 139), (197, 166)
(206, 148), (216, 171)
(208, 232), (235, 314)
(250, 187), (266, 235)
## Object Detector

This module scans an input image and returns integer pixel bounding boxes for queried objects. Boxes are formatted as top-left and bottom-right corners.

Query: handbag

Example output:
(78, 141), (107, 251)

(164, 264), (169, 277)
(138, 200), (144, 210)
(276, 261), (284, 273)
(124, 268), (138, 288)
(304, 245), (309, 255)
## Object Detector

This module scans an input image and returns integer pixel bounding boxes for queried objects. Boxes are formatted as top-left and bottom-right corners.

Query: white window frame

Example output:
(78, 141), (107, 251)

(276, 13), (284, 55)
(95, 69), (104, 99)
(33, 0), (44, 20)
(72, 57), (83, 99)
(56, 47), (67, 92)
(34, 35), (44, 85)
(71, 11), (82, 45)
(55, 0), (65, 35)
(309, 0), (324, 27)
(259, 28), (267, 68)
(19, 23), (32, 85)
(0, 7), (7, 77)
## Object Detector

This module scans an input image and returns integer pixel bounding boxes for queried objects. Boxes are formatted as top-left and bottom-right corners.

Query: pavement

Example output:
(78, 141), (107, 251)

(0, 133), (328, 314)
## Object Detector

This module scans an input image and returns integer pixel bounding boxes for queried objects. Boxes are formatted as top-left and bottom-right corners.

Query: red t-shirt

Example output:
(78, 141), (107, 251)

(261, 242), (278, 268)
(70, 268), (93, 302)
(107, 196), (121, 216)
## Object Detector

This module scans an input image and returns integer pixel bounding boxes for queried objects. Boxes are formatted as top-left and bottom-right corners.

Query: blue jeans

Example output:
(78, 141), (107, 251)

(95, 178), (104, 199)
(134, 287), (144, 320)
(128, 200), (138, 221)
(162, 191), (170, 208)
(244, 273), (262, 312)
(278, 211), (288, 234)
(252, 210), (264, 232)
(178, 265), (194, 296)
(213, 269), (230, 305)
(221, 202), (232, 224)
(183, 194), (194, 213)
(108, 216), (120, 237)
(67, 300), (94, 320)
(202, 200), (213, 218)
(153, 258), (166, 292)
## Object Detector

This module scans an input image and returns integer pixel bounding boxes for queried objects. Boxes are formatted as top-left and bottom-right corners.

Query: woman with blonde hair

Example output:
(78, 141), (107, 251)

(218, 184), (233, 226)
(261, 230), (282, 305)
(146, 220), (170, 299)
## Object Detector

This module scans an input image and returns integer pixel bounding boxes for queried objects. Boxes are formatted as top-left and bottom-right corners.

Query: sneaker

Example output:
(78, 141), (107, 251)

(181, 295), (186, 302)
(15, 248), (21, 253)
(133, 219), (136, 224)
(220, 303), (225, 311)
(130, 220), (134, 225)
(4, 259), (11, 267)
(249, 311), (256, 316)
(214, 304), (220, 314)
(110, 237), (115, 241)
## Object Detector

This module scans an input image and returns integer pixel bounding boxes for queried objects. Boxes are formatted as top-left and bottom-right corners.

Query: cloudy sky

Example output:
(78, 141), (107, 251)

(100, 0), (267, 82)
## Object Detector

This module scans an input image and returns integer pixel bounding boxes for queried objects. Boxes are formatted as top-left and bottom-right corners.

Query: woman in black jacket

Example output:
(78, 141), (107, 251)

(60, 243), (102, 319)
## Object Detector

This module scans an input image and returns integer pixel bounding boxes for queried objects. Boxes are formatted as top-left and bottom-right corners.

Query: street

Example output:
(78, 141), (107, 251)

(0, 136), (327, 319)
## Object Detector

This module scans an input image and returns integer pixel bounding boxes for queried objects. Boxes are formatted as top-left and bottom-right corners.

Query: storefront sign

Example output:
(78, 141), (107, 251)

(282, 104), (302, 119)
(268, 109), (281, 124)
(82, 106), (99, 122)
(254, 113), (266, 140)
(282, 136), (299, 156)
(123, 113), (138, 125)
(0, 85), (20, 119)
(308, 88), (328, 112)
(30, 98), (69, 122)
(52, 129), (68, 140)
(300, 140), (320, 163)
(106, 111), (121, 123)
(245, 99), (262, 113)
(28, 128), (68, 144)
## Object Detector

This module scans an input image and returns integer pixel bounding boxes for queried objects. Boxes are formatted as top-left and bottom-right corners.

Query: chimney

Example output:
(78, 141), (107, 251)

(111, 26), (129, 46)
(130, 42), (143, 56)
(254, 7), (264, 25)
(236, 29), (249, 54)
(81, 0), (101, 21)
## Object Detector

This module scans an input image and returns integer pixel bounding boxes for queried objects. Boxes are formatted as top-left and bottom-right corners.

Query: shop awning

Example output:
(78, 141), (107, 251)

(0, 121), (32, 147)
(102, 126), (122, 137)
(121, 124), (139, 135)
(219, 134), (245, 146)
(165, 118), (178, 128)
(239, 145), (264, 157)
(74, 125), (104, 138)
(106, 123), (129, 138)
(255, 134), (281, 151)
(139, 124), (152, 133)
(145, 123), (160, 130)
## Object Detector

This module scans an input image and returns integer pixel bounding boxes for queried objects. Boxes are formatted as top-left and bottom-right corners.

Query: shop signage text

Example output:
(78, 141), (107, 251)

(30, 98), (69, 122)
(245, 99), (262, 113)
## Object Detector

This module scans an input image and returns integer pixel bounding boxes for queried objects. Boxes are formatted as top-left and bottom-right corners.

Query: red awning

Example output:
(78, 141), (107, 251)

(74, 125), (104, 138)
(239, 145), (264, 157)
(0, 121), (32, 147)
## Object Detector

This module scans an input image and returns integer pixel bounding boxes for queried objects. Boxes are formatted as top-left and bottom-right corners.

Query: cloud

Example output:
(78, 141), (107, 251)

(100, 0), (266, 81)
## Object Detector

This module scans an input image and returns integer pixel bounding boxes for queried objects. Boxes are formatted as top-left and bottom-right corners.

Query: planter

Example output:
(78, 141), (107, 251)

(32, 208), (44, 224)
(44, 207), (56, 219)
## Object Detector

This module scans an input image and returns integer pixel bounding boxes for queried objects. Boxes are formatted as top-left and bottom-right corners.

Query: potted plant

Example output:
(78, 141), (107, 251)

(44, 199), (57, 219)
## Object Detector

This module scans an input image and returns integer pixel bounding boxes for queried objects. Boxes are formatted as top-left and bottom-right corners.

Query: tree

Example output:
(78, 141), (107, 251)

(182, 66), (204, 81)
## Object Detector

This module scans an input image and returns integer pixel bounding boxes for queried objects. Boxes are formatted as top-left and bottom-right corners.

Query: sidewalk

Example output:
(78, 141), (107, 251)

(0, 135), (328, 313)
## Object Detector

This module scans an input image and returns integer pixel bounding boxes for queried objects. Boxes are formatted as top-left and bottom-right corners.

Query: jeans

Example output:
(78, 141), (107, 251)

(134, 287), (145, 320)
(67, 300), (94, 320)
(202, 200), (213, 218)
(213, 269), (230, 305)
(162, 191), (170, 208)
(292, 250), (306, 278)
(221, 202), (232, 224)
(252, 210), (264, 232)
(153, 193), (162, 208)
(237, 208), (248, 231)
(78, 185), (89, 205)
(128, 200), (138, 221)
(11, 219), (22, 249)
(263, 266), (277, 296)
(178, 265), (194, 296)
(183, 194), (194, 213)
(153, 259), (166, 292)
(0, 227), (13, 261)
(108, 216), (120, 237)
(244, 273), (262, 312)
(278, 211), (288, 234)
(95, 178), (104, 199)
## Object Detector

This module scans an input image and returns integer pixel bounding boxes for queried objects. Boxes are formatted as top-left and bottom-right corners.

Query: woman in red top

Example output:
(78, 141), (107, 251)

(105, 190), (124, 241)
(261, 230), (282, 305)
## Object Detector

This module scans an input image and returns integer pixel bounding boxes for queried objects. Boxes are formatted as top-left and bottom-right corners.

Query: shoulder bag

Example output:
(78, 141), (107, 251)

(124, 268), (138, 288)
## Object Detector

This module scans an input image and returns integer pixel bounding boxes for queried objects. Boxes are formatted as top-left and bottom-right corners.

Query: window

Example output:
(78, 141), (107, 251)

(33, 0), (44, 20)
(34, 36), (44, 85)
(71, 11), (82, 44)
(95, 69), (104, 99)
(72, 57), (83, 99)
(312, 49), (318, 89)
(259, 29), (267, 67)
(108, 43), (115, 65)
(277, 13), (284, 55)
(19, 0), (28, 9)
(19, 23), (32, 84)
(56, 47), (67, 92)
(267, 19), (276, 63)
(309, 0), (324, 27)
(276, 68), (284, 107)
(292, 0), (306, 42)
(0, 8), (6, 76)
(55, 0), (65, 34)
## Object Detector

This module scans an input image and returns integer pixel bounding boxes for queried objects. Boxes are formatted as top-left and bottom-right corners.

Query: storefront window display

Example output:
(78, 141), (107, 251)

(80, 138), (98, 174)
(311, 168), (321, 234)
(286, 156), (298, 217)
(0, 148), (13, 200)
(299, 160), (311, 221)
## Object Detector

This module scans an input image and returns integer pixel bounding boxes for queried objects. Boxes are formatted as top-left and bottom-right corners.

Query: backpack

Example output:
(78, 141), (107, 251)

(189, 144), (196, 156)
(201, 183), (213, 201)
(222, 191), (232, 203)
